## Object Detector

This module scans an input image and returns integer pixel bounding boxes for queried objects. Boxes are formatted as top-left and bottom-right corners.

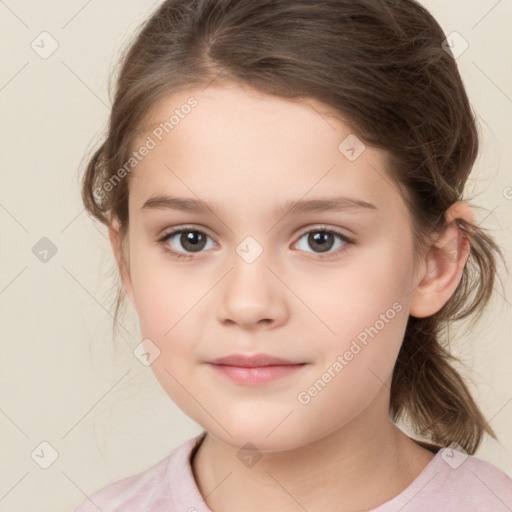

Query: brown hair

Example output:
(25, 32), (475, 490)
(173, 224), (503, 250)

(81, 0), (504, 454)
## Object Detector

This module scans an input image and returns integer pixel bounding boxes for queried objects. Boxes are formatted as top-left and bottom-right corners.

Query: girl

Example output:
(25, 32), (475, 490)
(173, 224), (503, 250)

(75, 0), (512, 510)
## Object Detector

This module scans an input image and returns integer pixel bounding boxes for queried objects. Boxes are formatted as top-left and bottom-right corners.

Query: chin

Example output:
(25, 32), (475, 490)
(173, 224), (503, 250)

(198, 411), (322, 453)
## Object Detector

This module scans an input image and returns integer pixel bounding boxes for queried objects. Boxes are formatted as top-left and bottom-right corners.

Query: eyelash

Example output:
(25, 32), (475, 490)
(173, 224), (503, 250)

(157, 226), (354, 261)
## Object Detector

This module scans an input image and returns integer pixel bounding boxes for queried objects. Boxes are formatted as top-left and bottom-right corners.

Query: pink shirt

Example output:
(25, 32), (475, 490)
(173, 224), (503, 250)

(73, 433), (512, 511)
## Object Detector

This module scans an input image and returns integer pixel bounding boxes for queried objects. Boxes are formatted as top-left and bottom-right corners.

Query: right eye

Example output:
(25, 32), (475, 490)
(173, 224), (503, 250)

(158, 227), (217, 259)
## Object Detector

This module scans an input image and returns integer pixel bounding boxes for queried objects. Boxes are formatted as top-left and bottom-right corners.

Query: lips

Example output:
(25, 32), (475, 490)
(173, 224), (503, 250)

(206, 354), (307, 385)
(208, 354), (303, 367)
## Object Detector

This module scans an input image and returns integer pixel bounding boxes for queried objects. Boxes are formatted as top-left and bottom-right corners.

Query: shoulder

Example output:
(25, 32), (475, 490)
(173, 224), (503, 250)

(437, 449), (512, 507)
(72, 434), (205, 512)
(375, 447), (512, 512)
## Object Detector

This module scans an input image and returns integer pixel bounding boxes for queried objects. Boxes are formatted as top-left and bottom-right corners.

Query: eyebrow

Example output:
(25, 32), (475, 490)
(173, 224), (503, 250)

(140, 194), (378, 217)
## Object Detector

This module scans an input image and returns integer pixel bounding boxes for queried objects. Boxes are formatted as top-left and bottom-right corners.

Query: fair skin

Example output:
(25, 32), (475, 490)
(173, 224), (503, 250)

(109, 82), (473, 512)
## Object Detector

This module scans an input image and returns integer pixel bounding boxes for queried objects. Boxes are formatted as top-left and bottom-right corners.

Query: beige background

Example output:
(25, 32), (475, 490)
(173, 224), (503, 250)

(0, 1), (511, 511)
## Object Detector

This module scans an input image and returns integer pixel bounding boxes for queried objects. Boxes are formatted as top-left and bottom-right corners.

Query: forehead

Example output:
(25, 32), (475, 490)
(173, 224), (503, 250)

(129, 84), (405, 219)
(136, 82), (347, 138)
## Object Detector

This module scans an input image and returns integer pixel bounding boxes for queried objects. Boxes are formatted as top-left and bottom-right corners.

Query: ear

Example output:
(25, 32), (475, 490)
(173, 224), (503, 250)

(409, 201), (474, 318)
(108, 217), (135, 306)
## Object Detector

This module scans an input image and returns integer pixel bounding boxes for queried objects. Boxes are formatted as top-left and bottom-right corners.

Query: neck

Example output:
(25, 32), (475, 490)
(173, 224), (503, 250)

(191, 388), (435, 512)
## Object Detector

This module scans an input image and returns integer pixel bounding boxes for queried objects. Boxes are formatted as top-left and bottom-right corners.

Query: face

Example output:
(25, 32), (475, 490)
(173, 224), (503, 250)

(116, 82), (421, 451)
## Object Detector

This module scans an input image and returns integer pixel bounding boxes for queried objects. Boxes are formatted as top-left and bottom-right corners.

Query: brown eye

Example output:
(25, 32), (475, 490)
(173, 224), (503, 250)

(160, 229), (215, 255)
(178, 231), (207, 252)
(306, 231), (335, 253)
(294, 228), (352, 258)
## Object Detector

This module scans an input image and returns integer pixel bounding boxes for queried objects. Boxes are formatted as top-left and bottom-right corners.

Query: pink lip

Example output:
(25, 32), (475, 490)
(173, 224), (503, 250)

(209, 354), (301, 366)
(206, 354), (307, 385)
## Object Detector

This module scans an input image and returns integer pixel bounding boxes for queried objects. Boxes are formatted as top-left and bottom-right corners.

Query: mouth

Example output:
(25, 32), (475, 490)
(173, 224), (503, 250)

(206, 353), (308, 385)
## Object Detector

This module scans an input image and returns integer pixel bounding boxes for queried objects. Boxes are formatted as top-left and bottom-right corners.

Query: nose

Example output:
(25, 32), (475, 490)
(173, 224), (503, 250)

(216, 249), (288, 330)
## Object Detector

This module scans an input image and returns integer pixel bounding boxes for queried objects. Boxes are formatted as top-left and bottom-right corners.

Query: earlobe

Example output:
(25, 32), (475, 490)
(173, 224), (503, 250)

(108, 217), (135, 306)
(409, 202), (473, 318)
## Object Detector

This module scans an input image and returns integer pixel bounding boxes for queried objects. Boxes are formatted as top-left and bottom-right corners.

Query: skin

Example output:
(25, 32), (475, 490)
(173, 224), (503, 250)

(109, 82), (473, 511)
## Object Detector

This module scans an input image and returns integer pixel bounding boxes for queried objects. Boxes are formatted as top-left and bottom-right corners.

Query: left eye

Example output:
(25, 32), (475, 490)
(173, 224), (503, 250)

(294, 229), (351, 257)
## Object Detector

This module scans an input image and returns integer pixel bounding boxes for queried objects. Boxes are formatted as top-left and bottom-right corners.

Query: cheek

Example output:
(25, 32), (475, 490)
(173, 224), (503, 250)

(128, 246), (210, 395)
(292, 269), (410, 442)
(128, 241), (201, 336)
(129, 256), (205, 419)
(303, 243), (413, 394)
(311, 245), (413, 350)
